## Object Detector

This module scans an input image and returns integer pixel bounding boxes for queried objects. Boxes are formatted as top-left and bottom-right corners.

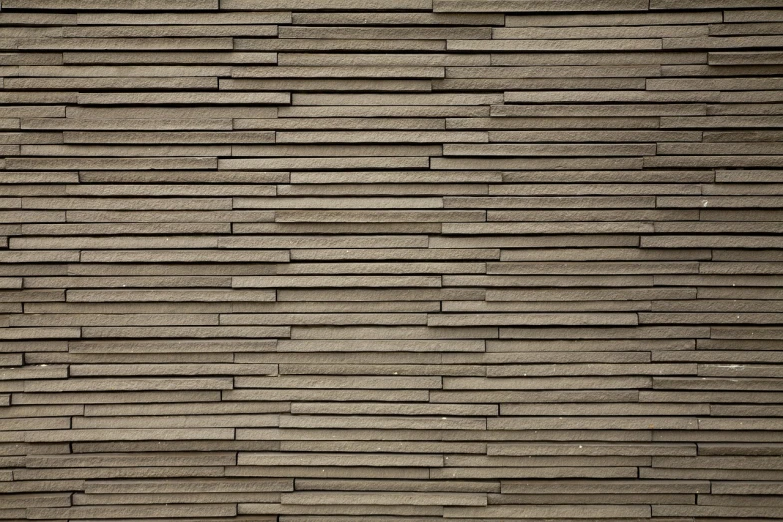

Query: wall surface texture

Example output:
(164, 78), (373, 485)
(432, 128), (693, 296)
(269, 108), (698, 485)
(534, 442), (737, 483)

(1, 0), (783, 520)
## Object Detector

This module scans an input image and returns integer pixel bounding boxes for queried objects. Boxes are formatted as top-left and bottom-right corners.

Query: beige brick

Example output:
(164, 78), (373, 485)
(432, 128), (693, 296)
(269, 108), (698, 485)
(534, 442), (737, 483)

(277, 131), (486, 143)
(503, 90), (717, 103)
(220, 235), (429, 249)
(291, 12), (502, 25)
(221, 78), (431, 92)
(235, 37), (446, 52)
(233, 275), (441, 288)
(447, 116), (659, 129)
(235, 117), (443, 131)
(435, 0), (647, 11)
(233, 196), (441, 209)
(223, 0), (431, 8)
(64, 25), (277, 38)
(652, 0), (780, 7)
(279, 26), (488, 40)
(5, 0), (217, 7)
(448, 38), (661, 51)
(8, 76), (217, 89)
(443, 143), (655, 156)
(24, 118), (234, 131)
(67, 106), (276, 119)
(496, 25), (705, 39)
(432, 157), (643, 170)
(233, 66), (444, 78)
(63, 52), (275, 65)
(20, 37), (232, 51)
(64, 131), (274, 144)
(20, 64), (230, 77)
(506, 11), (720, 27)
(221, 157), (430, 170)
(78, 92), (289, 105)
(8, 157), (217, 170)
(77, 11), (290, 24)
(291, 93), (502, 106)
(280, 53), (488, 67)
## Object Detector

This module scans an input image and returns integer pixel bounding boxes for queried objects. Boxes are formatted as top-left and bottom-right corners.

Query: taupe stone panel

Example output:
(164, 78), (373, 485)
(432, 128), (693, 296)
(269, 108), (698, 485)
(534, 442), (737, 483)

(0, 0), (779, 518)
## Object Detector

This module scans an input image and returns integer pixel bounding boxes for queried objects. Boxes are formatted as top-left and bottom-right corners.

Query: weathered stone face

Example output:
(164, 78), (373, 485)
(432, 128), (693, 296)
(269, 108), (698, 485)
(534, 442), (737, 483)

(1, 0), (782, 519)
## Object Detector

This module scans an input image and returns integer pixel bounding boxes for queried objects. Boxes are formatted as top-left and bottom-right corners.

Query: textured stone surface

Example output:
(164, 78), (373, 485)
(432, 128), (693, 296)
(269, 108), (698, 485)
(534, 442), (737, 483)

(0, 0), (780, 519)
